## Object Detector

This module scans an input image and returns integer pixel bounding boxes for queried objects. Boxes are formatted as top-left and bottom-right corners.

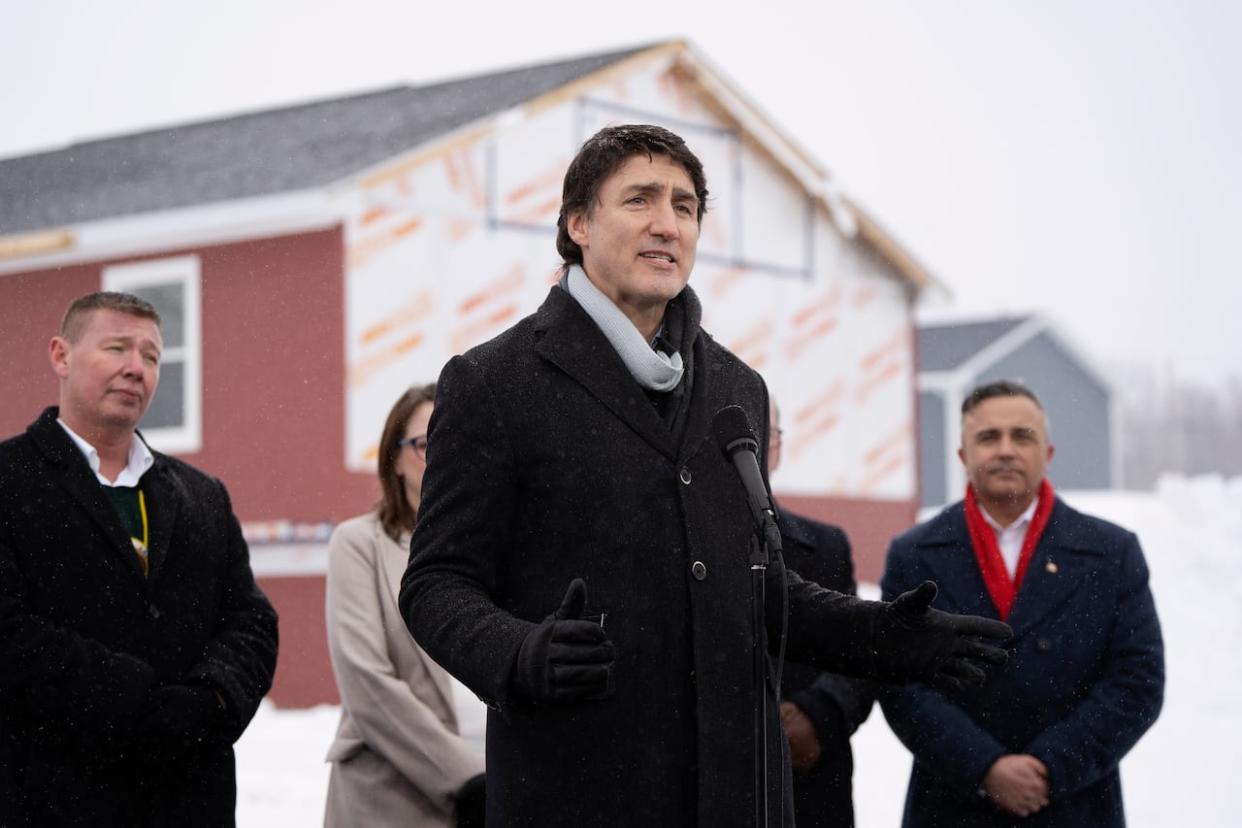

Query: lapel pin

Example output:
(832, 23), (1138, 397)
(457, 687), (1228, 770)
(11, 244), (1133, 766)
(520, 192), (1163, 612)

(1045, 561), (1058, 574)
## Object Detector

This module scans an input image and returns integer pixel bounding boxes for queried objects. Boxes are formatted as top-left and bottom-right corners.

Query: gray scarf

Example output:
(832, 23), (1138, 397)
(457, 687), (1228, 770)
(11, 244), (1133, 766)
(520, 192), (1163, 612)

(562, 265), (685, 392)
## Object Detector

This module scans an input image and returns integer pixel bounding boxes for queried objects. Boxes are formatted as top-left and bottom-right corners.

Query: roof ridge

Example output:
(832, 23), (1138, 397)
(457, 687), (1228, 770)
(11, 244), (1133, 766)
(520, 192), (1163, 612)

(11, 42), (668, 160)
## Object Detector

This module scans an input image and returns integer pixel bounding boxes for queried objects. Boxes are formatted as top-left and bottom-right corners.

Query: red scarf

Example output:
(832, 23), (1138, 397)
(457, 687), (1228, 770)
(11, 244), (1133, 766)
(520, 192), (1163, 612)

(963, 478), (1055, 620)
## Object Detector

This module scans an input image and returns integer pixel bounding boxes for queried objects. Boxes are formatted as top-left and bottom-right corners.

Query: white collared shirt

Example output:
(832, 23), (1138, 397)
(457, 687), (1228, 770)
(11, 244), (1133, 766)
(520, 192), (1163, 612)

(981, 496), (1040, 578)
(58, 419), (154, 487)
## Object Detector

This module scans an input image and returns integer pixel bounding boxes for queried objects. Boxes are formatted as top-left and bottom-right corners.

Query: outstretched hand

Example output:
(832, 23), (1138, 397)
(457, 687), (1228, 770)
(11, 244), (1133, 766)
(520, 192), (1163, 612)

(874, 581), (1011, 692)
(512, 578), (615, 703)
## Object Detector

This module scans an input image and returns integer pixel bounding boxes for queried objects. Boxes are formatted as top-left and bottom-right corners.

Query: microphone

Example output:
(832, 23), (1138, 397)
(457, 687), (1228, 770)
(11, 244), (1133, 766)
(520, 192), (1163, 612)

(712, 405), (782, 556)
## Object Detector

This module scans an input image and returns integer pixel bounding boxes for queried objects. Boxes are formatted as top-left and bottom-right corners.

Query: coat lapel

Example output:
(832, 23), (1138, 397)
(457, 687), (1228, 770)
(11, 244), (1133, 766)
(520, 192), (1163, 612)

(915, 506), (1002, 619)
(29, 409), (148, 585)
(141, 457), (181, 584)
(1006, 499), (1096, 638)
(533, 287), (677, 461)
(674, 327), (718, 468)
(381, 527), (457, 714)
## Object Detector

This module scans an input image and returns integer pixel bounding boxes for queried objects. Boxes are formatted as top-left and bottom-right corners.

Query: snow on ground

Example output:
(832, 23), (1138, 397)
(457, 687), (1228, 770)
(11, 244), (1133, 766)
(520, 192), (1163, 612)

(236, 477), (1242, 826)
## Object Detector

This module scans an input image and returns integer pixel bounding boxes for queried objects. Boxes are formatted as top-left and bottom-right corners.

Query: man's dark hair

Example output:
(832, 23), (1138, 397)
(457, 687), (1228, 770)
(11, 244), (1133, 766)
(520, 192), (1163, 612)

(59, 291), (161, 342)
(961, 379), (1043, 417)
(555, 124), (709, 266)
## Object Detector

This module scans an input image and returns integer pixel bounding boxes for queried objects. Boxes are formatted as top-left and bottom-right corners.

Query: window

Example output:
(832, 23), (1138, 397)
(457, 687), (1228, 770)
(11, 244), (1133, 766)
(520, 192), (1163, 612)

(102, 255), (202, 453)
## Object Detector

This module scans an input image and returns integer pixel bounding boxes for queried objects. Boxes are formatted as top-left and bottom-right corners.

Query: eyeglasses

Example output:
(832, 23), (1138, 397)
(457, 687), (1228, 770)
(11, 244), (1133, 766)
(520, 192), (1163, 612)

(398, 435), (428, 460)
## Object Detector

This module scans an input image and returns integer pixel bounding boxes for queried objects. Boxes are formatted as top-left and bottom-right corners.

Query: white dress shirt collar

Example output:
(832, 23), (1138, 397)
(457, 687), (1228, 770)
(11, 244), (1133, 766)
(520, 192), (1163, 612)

(980, 495), (1040, 579)
(57, 419), (154, 487)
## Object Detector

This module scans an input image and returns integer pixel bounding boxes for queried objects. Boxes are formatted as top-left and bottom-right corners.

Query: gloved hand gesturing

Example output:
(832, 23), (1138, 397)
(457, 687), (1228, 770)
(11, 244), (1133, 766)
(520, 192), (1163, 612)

(874, 581), (1012, 692)
(512, 578), (615, 703)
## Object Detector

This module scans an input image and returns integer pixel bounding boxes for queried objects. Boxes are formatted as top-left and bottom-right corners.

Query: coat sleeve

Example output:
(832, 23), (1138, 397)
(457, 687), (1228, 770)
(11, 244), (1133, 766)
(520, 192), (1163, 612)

(183, 479), (279, 743)
(784, 524), (876, 742)
(1023, 531), (1165, 799)
(399, 356), (537, 709)
(877, 539), (1008, 795)
(777, 566), (883, 679)
(0, 525), (155, 747)
(325, 521), (484, 808)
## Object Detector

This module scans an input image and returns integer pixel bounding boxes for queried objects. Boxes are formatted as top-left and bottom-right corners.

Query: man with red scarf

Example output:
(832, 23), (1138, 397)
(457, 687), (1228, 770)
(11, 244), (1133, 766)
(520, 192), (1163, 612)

(879, 380), (1164, 827)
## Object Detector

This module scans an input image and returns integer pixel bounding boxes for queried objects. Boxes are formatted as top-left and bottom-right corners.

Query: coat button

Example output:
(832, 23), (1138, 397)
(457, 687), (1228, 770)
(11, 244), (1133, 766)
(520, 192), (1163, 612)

(1036, 637), (1053, 652)
(679, 467), (692, 485)
(691, 561), (707, 581)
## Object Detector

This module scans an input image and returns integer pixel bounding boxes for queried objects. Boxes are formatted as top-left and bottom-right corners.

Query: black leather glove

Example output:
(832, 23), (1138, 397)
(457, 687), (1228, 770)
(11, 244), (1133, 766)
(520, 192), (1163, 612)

(454, 773), (486, 828)
(512, 578), (615, 703)
(132, 684), (223, 762)
(874, 581), (1012, 692)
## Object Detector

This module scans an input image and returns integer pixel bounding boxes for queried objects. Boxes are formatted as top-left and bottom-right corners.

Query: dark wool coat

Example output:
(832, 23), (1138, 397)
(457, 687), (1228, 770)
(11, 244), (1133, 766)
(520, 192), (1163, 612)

(778, 508), (876, 828)
(879, 498), (1164, 828)
(0, 408), (279, 827)
(401, 286), (884, 828)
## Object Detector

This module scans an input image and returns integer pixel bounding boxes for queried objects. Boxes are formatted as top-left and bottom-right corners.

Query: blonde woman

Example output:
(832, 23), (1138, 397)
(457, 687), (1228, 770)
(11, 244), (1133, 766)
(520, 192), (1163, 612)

(324, 385), (484, 827)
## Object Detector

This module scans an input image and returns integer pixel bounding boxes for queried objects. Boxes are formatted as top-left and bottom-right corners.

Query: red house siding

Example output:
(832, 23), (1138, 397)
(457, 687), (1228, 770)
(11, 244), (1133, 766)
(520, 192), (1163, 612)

(0, 264), (103, 437)
(777, 493), (918, 585)
(0, 226), (376, 709)
(0, 226), (376, 521)
(260, 575), (339, 708)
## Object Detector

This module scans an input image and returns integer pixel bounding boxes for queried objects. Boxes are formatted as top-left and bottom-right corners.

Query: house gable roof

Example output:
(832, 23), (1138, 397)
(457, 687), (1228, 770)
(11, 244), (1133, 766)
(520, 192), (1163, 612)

(0, 45), (652, 236)
(0, 40), (929, 291)
(917, 316), (1032, 372)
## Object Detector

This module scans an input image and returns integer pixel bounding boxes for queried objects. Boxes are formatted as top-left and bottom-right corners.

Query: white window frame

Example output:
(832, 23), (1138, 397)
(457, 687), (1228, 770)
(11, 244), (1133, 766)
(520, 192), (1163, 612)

(102, 255), (202, 454)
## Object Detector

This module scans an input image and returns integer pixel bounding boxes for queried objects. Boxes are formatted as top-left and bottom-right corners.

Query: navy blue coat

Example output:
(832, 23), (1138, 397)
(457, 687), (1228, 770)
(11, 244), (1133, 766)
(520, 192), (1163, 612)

(778, 508), (875, 828)
(0, 408), (279, 827)
(879, 497), (1164, 827)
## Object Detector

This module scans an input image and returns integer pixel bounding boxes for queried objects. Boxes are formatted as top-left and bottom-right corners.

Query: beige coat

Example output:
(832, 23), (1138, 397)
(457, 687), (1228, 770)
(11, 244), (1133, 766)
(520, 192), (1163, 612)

(324, 512), (484, 828)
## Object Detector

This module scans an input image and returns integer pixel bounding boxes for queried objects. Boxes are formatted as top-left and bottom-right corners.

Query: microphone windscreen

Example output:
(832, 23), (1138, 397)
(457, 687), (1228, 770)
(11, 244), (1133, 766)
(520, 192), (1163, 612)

(712, 405), (757, 454)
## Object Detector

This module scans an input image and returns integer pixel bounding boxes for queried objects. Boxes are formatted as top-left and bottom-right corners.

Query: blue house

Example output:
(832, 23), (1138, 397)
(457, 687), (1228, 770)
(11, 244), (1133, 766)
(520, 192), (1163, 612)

(917, 315), (1117, 507)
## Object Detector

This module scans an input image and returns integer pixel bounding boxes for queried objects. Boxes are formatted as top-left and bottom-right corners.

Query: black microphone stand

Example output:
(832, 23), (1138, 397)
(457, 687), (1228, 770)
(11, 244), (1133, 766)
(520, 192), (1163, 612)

(749, 508), (784, 828)
(713, 407), (784, 828)
(749, 531), (769, 828)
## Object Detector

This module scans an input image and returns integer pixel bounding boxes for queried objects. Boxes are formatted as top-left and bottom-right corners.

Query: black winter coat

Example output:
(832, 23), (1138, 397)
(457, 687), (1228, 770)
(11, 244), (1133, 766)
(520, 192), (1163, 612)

(401, 287), (884, 828)
(778, 508), (876, 828)
(0, 408), (279, 827)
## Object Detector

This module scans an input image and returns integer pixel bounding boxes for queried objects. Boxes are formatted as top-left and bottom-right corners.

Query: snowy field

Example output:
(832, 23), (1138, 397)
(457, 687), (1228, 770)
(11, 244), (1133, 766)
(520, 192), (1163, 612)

(236, 476), (1242, 826)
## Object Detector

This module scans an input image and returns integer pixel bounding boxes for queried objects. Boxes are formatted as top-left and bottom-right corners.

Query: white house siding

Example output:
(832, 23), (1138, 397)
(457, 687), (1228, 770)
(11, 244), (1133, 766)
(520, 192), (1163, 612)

(341, 53), (915, 501)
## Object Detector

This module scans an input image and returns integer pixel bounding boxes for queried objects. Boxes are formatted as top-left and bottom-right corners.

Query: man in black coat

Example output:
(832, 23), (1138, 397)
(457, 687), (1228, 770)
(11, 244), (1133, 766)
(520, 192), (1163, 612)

(400, 124), (1011, 827)
(769, 401), (876, 828)
(0, 292), (279, 827)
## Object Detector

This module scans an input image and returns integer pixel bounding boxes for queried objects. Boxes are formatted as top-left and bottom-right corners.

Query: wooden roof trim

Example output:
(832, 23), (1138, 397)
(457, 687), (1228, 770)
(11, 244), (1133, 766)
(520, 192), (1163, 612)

(847, 197), (935, 290)
(0, 229), (74, 261)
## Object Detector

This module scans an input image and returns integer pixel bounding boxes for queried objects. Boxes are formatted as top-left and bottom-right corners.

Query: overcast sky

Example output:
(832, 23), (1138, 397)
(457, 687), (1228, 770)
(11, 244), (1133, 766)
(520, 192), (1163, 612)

(5, 0), (1239, 387)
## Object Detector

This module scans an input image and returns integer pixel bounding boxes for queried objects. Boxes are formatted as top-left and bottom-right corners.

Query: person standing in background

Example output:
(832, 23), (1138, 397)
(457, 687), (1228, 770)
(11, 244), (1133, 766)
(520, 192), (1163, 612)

(324, 384), (485, 828)
(880, 380), (1164, 826)
(769, 399), (876, 828)
(0, 291), (278, 827)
